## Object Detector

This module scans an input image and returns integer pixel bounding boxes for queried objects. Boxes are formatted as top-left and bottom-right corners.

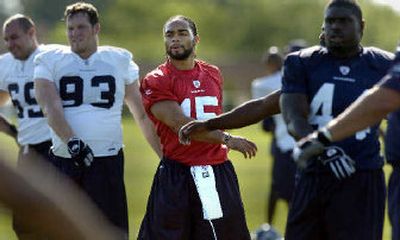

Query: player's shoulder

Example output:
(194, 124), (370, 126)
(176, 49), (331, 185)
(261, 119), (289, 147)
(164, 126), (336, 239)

(143, 62), (169, 83)
(285, 45), (325, 65)
(196, 59), (221, 75)
(0, 52), (14, 64)
(362, 47), (395, 70)
(98, 46), (133, 61)
(38, 44), (68, 52)
(0, 53), (14, 76)
(35, 45), (71, 63)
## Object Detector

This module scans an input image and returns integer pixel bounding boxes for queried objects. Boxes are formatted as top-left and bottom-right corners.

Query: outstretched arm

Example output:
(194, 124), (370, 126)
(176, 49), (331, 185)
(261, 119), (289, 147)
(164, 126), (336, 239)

(0, 91), (17, 140)
(151, 100), (257, 158)
(125, 81), (162, 158)
(327, 86), (400, 141)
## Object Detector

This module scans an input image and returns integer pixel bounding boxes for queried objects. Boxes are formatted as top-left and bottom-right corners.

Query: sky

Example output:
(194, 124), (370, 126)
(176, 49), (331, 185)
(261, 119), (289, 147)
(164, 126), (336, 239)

(372, 0), (400, 12)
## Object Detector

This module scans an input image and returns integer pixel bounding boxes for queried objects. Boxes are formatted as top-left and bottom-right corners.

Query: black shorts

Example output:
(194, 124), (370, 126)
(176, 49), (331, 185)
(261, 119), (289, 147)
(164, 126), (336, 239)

(388, 167), (400, 240)
(270, 148), (296, 201)
(285, 168), (385, 240)
(50, 149), (128, 238)
(138, 157), (250, 240)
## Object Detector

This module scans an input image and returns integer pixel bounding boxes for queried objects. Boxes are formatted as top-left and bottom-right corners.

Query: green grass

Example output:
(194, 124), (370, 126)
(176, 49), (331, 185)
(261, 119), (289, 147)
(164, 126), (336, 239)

(0, 119), (393, 239)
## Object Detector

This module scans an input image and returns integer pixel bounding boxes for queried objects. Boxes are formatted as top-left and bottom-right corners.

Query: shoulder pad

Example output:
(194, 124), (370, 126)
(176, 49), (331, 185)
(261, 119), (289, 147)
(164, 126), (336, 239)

(362, 47), (395, 71)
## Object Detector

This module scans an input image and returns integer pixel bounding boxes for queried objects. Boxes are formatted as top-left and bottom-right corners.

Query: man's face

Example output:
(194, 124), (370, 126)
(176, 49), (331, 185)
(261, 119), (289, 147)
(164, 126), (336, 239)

(164, 20), (197, 60)
(67, 12), (98, 55)
(324, 7), (363, 51)
(3, 21), (35, 60)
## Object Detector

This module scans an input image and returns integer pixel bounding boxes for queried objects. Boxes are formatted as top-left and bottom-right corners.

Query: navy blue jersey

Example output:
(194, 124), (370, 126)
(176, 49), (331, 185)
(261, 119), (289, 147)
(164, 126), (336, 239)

(385, 110), (400, 164)
(282, 46), (394, 169)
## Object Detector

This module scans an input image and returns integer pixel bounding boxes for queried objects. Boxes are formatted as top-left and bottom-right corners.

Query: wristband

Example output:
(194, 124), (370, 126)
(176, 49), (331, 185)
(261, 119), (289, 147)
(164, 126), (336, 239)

(317, 127), (332, 145)
(223, 132), (232, 145)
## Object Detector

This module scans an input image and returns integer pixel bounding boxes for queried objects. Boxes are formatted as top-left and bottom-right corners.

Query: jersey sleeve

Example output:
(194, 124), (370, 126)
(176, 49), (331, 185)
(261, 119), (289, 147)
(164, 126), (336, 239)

(281, 53), (307, 94)
(33, 51), (55, 82)
(140, 71), (178, 114)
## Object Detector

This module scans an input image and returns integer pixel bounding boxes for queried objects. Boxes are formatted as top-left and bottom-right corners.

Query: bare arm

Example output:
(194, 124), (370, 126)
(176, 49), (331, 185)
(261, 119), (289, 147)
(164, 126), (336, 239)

(125, 81), (162, 158)
(206, 89), (281, 130)
(0, 90), (9, 106)
(34, 79), (75, 143)
(327, 86), (400, 141)
(151, 100), (257, 158)
(0, 91), (17, 139)
(280, 93), (313, 140)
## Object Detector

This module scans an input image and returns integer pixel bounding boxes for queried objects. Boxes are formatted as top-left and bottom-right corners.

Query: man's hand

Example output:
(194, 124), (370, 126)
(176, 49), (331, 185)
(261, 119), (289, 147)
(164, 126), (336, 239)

(178, 120), (209, 145)
(318, 146), (356, 179)
(223, 133), (258, 159)
(67, 137), (94, 168)
(292, 128), (332, 169)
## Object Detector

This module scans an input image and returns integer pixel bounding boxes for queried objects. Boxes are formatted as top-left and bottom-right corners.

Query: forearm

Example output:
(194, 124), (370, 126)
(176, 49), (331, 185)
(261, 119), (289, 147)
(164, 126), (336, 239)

(0, 114), (17, 139)
(206, 89), (281, 130)
(327, 86), (400, 141)
(135, 114), (162, 158)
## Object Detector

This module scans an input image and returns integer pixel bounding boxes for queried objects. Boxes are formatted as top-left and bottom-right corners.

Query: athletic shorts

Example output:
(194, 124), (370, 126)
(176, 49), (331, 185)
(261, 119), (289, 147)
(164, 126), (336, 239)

(285, 168), (385, 240)
(50, 149), (129, 238)
(270, 147), (296, 202)
(138, 157), (250, 240)
(389, 166), (400, 240)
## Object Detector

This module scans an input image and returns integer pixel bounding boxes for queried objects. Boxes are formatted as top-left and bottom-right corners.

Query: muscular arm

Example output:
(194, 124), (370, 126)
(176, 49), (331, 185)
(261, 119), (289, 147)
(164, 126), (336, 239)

(35, 79), (75, 143)
(0, 90), (17, 139)
(327, 86), (400, 141)
(280, 93), (313, 140)
(151, 100), (226, 144)
(205, 89), (281, 130)
(125, 81), (162, 158)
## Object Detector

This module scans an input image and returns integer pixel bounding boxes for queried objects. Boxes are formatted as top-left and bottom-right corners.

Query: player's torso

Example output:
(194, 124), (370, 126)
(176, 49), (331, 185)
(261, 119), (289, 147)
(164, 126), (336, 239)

(304, 51), (391, 169)
(48, 49), (130, 157)
(158, 62), (227, 166)
(1, 47), (50, 145)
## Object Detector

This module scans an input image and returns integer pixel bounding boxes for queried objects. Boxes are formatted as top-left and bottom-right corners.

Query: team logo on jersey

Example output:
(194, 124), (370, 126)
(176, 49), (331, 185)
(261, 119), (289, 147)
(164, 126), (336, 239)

(193, 80), (201, 88)
(339, 66), (350, 76)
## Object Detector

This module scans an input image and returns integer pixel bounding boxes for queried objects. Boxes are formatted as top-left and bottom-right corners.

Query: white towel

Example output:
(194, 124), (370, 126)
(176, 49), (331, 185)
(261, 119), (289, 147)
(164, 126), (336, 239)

(190, 165), (223, 220)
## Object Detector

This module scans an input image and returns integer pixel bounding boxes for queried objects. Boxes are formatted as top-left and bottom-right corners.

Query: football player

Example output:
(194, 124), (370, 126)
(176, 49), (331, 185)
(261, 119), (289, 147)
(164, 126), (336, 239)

(33, 2), (161, 238)
(138, 15), (257, 239)
(0, 14), (64, 240)
(280, 0), (393, 239)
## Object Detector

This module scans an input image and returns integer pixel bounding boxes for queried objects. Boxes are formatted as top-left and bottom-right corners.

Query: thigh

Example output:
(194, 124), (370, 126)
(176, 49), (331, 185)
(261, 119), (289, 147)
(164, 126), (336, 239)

(138, 158), (192, 240)
(325, 170), (386, 240)
(271, 150), (296, 202)
(83, 151), (129, 237)
(190, 161), (250, 240)
(388, 168), (400, 240)
(285, 171), (324, 240)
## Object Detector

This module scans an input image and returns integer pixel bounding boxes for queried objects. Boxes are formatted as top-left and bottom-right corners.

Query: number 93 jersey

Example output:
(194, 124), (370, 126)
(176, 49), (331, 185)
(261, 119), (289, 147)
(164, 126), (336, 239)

(34, 46), (139, 158)
(282, 46), (394, 170)
(0, 45), (63, 145)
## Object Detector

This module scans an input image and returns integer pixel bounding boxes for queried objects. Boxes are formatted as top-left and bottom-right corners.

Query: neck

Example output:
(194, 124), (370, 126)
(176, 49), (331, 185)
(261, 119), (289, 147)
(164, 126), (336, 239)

(76, 45), (97, 59)
(329, 45), (361, 59)
(169, 55), (196, 70)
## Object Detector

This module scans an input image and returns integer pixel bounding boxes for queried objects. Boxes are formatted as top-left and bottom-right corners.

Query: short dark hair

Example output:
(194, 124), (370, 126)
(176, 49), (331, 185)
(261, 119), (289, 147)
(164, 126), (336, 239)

(64, 2), (99, 26)
(3, 14), (35, 33)
(262, 46), (283, 69)
(326, 0), (362, 23)
(164, 15), (198, 36)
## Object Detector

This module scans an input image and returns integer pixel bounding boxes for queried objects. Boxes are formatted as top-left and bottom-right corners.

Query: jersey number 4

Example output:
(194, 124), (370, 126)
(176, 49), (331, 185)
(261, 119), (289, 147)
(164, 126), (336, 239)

(59, 75), (116, 109)
(309, 83), (370, 141)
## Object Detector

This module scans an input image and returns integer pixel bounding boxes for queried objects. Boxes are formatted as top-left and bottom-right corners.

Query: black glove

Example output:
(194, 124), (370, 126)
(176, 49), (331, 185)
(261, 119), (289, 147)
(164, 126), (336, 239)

(319, 146), (356, 179)
(292, 128), (332, 169)
(67, 137), (94, 168)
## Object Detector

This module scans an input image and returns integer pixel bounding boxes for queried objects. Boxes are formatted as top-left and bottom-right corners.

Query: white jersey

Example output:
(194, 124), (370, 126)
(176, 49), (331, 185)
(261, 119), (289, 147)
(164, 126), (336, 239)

(0, 44), (63, 145)
(251, 71), (295, 152)
(34, 46), (139, 158)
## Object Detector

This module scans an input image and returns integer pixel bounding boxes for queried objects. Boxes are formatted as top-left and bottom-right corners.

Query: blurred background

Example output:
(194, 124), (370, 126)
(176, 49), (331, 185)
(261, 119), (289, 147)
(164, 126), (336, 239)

(0, 0), (399, 239)
(0, 0), (399, 105)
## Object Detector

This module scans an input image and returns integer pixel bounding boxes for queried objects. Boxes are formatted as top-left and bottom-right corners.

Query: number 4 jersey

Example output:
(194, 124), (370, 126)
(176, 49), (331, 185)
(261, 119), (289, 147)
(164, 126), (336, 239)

(282, 46), (394, 169)
(141, 60), (228, 166)
(34, 46), (139, 158)
(0, 44), (63, 145)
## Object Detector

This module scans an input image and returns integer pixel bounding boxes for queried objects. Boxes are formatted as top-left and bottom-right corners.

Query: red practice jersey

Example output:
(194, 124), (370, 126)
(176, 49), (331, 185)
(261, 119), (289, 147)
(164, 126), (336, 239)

(141, 60), (228, 166)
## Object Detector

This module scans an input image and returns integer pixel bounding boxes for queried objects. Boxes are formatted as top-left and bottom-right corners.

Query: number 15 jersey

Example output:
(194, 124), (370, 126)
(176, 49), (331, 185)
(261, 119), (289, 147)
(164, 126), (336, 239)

(34, 46), (139, 158)
(282, 46), (394, 169)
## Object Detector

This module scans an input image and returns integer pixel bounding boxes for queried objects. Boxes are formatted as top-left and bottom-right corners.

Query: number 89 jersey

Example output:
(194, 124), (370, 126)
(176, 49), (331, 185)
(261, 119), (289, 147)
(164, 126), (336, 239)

(282, 46), (394, 170)
(34, 46), (139, 158)
(141, 60), (228, 166)
(0, 45), (60, 145)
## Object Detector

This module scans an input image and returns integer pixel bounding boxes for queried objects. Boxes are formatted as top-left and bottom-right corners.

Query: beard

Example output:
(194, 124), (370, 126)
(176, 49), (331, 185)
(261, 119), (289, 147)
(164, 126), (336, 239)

(167, 46), (194, 60)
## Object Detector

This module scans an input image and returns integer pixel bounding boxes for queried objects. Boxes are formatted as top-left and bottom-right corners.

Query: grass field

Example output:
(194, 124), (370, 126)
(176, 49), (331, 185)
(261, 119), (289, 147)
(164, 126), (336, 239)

(0, 118), (393, 239)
